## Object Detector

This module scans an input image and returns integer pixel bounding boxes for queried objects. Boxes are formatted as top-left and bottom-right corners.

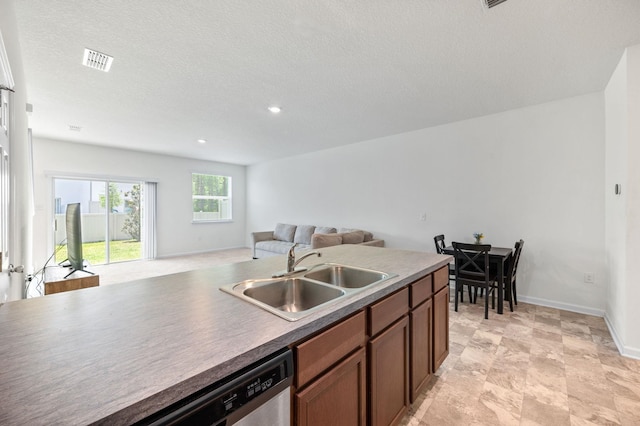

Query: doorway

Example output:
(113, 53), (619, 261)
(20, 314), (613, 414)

(53, 178), (148, 265)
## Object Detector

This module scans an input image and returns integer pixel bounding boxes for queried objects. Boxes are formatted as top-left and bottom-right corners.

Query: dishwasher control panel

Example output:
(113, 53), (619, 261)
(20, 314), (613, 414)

(220, 363), (283, 416)
(138, 349), (293, 426)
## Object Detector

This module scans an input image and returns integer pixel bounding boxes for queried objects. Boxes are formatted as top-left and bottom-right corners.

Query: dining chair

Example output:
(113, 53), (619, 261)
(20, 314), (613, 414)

(506, 239), (524, 306)
(452, 242), (498, 319)
(434, 234), (459, 298)
(433, 234), (446, 254)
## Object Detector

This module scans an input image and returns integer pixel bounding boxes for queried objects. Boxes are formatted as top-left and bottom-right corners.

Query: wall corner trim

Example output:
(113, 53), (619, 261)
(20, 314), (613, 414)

(604, 313), (640, 360)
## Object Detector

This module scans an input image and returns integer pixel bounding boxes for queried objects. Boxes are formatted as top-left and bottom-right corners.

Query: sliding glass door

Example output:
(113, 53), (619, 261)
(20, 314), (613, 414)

(54, 178), (146, 265)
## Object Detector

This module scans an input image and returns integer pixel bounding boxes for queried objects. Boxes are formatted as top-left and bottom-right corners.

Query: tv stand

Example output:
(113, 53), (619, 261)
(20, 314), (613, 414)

(57, 259), (96, 279)
(44, 264), (99, 295)
(63, 268), (95, 279)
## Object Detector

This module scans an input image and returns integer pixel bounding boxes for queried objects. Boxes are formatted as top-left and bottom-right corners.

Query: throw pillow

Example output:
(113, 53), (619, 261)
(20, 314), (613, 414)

(294, 225), (316, 245)
(315, 226), (337, 234)
(340, 230), (365, 244)
(311, 233), (343, 249)
(274, 223), (297, 242)
(339, 228), (373, 242)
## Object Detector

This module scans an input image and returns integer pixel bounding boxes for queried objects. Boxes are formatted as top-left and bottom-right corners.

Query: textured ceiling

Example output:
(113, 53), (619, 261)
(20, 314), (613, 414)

(12, 0), (640, 165)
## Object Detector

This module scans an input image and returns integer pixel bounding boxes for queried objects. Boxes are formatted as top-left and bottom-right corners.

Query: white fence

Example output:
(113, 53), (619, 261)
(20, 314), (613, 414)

(193, 199), (231, 221)
(193, 211), (226, 221)
(55, 213), (133, 244)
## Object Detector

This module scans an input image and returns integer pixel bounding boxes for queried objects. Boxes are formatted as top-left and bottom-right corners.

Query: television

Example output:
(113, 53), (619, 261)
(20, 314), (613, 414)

(63, 203), (93, 278)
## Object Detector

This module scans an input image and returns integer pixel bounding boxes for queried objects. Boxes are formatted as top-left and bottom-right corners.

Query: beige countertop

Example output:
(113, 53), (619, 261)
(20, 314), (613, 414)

(0, 245), (450, 425)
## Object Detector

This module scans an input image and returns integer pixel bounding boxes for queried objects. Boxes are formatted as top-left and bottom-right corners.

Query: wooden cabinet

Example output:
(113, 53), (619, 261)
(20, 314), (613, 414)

(44, 266), (99, 295)
(433, 265), (449, 294)
(408, 272), (436, 403)
(295, 348), (366, 426)
(368, 287), (409, 336)
(410, 298), (432, 402)
(292, 266), (450, 426)
(433, 286), (449, 372)
(294, 311), (366, 426)
(368, 288), (409, 426)
(369, 315), (409, 426)
(295, 311), (366, 388)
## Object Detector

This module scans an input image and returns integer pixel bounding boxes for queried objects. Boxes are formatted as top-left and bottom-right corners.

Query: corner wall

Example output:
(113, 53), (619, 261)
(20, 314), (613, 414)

(247, 93), (606, 315)
(605, 44), (640, 358)
(627, 45), (640, 355)
(31, 139), (247, 271)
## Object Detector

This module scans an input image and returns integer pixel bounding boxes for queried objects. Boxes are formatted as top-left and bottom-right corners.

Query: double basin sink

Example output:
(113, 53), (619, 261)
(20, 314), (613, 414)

(220, 263), (397, 321)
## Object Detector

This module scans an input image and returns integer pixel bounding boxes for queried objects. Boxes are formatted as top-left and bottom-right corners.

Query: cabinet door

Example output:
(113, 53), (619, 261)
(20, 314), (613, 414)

(433, 286), (449, 372)
(295, 348), (366, 426)
(369, 316), (409, 426)
(410, 298), (432, 402)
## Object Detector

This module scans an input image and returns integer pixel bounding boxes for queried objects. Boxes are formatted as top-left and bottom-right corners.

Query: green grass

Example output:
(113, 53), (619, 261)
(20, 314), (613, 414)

(55, 240), (141, 265)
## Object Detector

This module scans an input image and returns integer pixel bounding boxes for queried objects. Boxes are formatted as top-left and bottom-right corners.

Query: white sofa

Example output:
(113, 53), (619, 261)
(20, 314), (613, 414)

(252, 223), (385, 258)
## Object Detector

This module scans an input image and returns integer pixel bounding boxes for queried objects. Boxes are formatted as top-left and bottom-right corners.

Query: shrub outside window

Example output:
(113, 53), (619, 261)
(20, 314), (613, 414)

(192, 173), (232, 222)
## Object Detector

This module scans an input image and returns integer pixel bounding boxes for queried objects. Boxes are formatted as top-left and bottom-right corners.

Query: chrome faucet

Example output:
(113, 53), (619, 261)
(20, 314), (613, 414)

(273, 243), (322, 277)
(287, 244), (322, 272)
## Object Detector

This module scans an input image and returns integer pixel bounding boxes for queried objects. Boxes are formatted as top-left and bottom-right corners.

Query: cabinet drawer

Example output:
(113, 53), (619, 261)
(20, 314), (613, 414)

(368, 287), (409, 337)
(433, 266), (449, 293)
(295, 310), (366, 388)
(409, 274), (432, 308)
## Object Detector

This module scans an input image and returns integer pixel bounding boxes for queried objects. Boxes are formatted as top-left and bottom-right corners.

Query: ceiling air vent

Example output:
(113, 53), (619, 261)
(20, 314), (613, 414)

(485, 0), (509, 8)
(82, 48), (113, 72)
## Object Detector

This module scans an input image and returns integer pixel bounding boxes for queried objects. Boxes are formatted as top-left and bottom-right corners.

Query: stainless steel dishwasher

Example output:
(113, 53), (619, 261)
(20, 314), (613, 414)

(137, 348), (293, 426)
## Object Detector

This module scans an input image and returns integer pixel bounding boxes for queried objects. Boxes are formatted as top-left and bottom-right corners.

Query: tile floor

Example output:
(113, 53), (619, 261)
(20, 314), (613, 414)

(401, 299), (640, 426)
(91, 247), (253, 285)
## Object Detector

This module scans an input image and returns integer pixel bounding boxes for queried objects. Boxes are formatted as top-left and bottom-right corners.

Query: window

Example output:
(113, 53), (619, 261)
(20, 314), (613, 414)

(192, 173), (232, 222)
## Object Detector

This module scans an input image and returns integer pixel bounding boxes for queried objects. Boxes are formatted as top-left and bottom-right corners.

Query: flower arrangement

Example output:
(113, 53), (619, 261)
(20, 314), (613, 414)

(473, 232), (484, 244)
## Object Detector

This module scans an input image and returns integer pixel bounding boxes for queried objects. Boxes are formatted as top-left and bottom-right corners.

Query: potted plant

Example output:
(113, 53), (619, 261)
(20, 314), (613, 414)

(473, 232), (484, 244)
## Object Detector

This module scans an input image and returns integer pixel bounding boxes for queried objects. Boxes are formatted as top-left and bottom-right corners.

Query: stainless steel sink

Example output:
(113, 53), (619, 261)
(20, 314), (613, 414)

(220, 263), (397, 321)
(304, 263), (394, 288)
(221, 277), (345, 321)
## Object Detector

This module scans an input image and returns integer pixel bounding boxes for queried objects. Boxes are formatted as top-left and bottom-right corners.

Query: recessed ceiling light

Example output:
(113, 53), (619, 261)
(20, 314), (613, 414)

(197, 139), (207, 144)
(268, 106), (281, 114)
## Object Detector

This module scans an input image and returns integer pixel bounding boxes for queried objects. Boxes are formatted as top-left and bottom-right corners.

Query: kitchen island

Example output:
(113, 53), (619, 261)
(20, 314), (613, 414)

(0, 245), (451, 425)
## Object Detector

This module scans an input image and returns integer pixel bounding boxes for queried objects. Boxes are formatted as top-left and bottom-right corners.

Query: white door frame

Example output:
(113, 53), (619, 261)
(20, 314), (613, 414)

(0, 26), (14, 303)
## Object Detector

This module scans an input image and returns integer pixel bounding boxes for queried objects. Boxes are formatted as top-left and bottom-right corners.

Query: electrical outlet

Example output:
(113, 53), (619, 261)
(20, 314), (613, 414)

(584, 272), (594, 284)
(420, 213), (427, 221)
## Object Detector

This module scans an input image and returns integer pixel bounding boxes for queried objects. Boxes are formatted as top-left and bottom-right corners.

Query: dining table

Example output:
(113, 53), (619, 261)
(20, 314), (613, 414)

(441, 245), (513, 314)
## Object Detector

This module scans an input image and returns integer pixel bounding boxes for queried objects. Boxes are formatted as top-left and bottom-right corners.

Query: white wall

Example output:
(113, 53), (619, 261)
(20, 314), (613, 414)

(605, 44), (640, 357)
(248, 93), (606, 314)
(32, 138), (247, 270)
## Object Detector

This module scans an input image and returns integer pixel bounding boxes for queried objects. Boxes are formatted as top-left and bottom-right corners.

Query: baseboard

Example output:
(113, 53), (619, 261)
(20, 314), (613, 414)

(517, 295), (605, 317)
(156, 246), (250, 259)
(603, 313), (640, 360)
